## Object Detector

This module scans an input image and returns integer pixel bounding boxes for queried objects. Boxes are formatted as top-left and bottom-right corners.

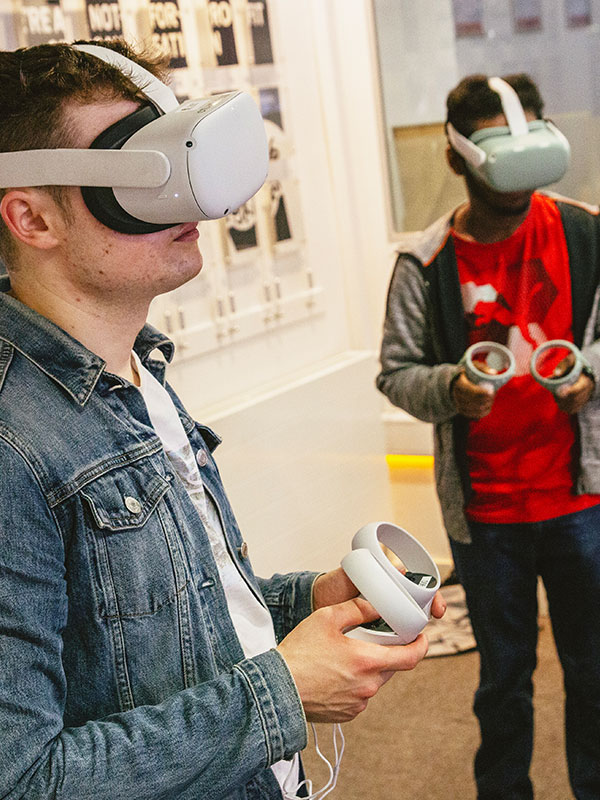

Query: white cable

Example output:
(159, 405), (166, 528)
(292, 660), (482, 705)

(282, 723), (345, 800)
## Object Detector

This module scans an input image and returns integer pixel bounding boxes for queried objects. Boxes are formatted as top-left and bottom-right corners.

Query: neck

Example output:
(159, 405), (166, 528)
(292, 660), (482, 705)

(9, 268), (148, 383)
(453, 201), (531, 243)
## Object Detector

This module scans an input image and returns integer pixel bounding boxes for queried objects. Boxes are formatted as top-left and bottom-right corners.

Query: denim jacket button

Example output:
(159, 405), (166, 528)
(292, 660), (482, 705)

(124, 495), (142, 514)
(196, 449), (208, 467)
(238, 542), (249, 559)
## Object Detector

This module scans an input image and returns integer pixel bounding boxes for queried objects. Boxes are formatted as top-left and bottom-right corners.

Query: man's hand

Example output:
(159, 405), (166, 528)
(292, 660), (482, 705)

(312, 567), (358, 610)
(554, 373), (595, 414)
(277, 597), (430, 722)
(452, 371), (495, 418)
(312, 567), (446, 619)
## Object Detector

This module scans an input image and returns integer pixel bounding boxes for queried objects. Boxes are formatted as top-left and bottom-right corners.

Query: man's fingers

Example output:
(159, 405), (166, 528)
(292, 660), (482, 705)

(328, 596), (381, 631)
(431, 590), (446, 619)
(379, 632), (429, 670)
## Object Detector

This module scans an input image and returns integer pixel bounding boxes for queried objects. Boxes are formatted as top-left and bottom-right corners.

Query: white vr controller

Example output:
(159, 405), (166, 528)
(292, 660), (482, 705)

(530, 339), (592, 395)
(340, 522), (440, 646)
(461, 339), (593, 396)
(461, 341), (516, 392)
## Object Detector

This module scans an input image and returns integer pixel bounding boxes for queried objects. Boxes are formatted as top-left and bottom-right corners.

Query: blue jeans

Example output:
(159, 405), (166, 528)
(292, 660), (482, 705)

(450, 504), (600, 800)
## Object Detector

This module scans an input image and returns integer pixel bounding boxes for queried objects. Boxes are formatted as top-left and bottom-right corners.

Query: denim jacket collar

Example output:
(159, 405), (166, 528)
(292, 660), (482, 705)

(0, 274), (174, 407)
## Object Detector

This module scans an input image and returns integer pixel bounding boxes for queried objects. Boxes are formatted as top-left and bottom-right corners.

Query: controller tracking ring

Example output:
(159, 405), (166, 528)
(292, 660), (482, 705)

(461, 341), (516, 392)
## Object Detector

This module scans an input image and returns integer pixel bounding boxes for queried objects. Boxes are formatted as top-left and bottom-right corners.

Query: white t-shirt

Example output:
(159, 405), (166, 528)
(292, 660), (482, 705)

(132, 353), (299, 793)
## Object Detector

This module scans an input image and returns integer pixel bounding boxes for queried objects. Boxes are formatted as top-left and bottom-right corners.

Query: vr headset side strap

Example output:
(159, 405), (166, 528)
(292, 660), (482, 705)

(73, 43), (179, 114)
(80, 104), (175, 234)
(557, 199), (600, 348)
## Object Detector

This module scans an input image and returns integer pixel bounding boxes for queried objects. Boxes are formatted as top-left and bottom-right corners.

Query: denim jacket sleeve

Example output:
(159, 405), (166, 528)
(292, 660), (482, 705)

(0, 438), (307, 800)
(256, 571), (320, 643)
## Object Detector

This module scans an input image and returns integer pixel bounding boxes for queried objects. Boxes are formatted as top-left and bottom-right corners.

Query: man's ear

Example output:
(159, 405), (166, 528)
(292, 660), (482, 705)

(446, 144), (467, 177)
(0, 189), (64, 250)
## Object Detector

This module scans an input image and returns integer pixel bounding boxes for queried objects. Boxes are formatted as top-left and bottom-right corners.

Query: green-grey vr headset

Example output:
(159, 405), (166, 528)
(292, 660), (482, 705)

(446, 76), (570, 192)
(0, 44), (269, 234)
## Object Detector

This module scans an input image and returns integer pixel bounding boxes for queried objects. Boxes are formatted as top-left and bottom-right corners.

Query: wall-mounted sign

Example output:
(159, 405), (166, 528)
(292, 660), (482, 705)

(208, 0), (238, 66)
(85, 0), (122, 40)
(451, 0), (484, 37)
(270, 180), (291, 243)
(565, 0), (591, 27)
(225, 201), (259, 253)
(21, 0), (65, 44)
(149, 0), (187, 68)
(512, 0), (543, 31)
(248, 0), (273, 64)
(259, 85), (282, 129)
(259, 87), (293, 245)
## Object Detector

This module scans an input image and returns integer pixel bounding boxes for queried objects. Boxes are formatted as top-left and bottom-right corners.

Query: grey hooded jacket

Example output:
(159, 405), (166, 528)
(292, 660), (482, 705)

(377, 194), (600, 543)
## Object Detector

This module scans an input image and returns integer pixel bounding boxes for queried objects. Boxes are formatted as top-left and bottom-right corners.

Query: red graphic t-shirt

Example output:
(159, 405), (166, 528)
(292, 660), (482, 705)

(453, 192), (599, 522)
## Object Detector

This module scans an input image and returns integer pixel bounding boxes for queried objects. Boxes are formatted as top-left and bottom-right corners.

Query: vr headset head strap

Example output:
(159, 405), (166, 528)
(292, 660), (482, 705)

(487, 76), (529, 136)
(73, 43), (179, 114)
(446, 121), (486, 167)
(447, 76), (528, 167)
(0, 43), (269, 232)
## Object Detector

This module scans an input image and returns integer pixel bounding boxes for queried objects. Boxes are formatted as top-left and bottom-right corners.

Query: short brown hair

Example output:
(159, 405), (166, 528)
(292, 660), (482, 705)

(0, 39), (168, 264)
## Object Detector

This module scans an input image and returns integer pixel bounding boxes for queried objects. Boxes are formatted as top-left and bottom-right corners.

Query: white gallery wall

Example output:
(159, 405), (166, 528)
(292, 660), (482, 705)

(4, 1), (600, 574)
(199, 0), (600, 574)
(0, 0), (451, 570)
(190, 0), (417, 575)
(0, 0), (412, 567)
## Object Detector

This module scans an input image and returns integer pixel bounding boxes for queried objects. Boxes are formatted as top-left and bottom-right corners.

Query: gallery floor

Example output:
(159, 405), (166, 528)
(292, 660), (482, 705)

(302, 617), (571, 800)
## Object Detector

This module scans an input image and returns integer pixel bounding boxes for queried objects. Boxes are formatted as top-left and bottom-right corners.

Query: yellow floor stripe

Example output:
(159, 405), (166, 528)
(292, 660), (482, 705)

(386, 454), (434, 470)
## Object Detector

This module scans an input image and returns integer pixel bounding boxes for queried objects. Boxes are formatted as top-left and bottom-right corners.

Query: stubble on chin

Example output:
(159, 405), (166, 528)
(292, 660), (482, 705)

(465, 173), (532, 218)
(494, 198), (532, 217)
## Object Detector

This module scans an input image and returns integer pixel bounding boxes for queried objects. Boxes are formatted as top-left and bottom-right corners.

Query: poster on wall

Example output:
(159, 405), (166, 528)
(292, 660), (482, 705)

(208, 0), (238, 66)
(248, 0), (273, 64)
(258, 87), (294, 246)
(20, 0), (66, 44)
(85, 0), (122, 40)
(511, 0), (543, 31)
(259, 86), (294, 174)
(565, 0), (591, 27)
(269, 180), (292, 244)
(224, 200), (259, 255)
(149, 0), (187, 68)
(259, 85), (282, 129)
(451, 0), (484, 37)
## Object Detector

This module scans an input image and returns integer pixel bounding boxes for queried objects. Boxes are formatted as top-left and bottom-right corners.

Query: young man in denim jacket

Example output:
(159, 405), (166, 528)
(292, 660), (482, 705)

(0, 41), (444, 799)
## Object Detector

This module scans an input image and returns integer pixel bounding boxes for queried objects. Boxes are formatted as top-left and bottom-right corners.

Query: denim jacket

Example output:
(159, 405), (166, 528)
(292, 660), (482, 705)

(0, 277), (316, 800)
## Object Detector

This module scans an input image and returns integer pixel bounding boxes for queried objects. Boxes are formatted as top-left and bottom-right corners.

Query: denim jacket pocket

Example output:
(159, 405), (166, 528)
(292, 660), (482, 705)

(80, 461), (188, 619)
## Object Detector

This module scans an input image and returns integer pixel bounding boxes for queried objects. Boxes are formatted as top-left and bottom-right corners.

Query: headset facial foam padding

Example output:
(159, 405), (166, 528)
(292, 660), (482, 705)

(81, 104), (177, 234)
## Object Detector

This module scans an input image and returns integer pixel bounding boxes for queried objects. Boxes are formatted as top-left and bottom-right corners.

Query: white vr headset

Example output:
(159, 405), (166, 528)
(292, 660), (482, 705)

(446, 76), (570, 192)
(0, 43), (269, 233)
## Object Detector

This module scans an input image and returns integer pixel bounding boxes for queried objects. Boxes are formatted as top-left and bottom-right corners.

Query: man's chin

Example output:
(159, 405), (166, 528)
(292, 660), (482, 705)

(467, 174), (533, 217)
(495, 196), (533, 217)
